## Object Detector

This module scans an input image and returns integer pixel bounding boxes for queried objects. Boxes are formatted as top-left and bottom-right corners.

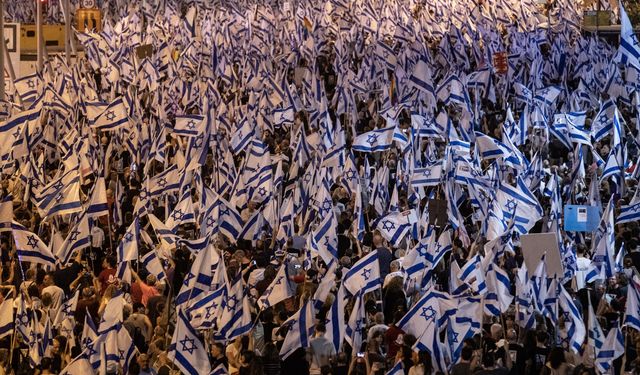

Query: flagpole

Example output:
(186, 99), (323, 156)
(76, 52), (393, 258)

(63, 0), (71, 65)
(36, 0), (43, 72)
(0, 0), (5, 102)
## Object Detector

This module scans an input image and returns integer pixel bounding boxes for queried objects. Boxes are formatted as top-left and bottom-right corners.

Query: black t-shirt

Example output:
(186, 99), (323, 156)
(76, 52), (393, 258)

(532, 346), (550, 375)
(54, 262), (83, 295)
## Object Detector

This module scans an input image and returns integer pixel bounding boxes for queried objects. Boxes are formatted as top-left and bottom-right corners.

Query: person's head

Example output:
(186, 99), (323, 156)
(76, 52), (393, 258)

(43, 272), (55, 287)
(137, 353), (150, 369)
(211, 342), (225, 358)
(146, 274), (157, 286)
(506, 328), (517, 342)
(374, 312), (384, 325)
(390, 260), (400, 273)
(536, 330), (549, 346)
(52, 336), (66, 355)
(548, 347), (566, 369)
(315, 323), (326, 337)
(373, 234), (383, 248)
(413, 350), (432, 372)
(490, 323), (503, 340)
(132, 302), (145, 313)
(460, 345), (474, 362)
(103, 256), (116, 269)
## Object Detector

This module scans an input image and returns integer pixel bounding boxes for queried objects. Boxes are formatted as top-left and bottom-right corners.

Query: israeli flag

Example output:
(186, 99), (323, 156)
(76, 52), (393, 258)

(342, 251), (381, 296)
(352, 126), (395, 152)
(91, 97), (129, 131)
(12, 222), (56, 267)
(168, 309), (211, 375)
(280, 300), (315, 360)
(117, 217), (139, 263)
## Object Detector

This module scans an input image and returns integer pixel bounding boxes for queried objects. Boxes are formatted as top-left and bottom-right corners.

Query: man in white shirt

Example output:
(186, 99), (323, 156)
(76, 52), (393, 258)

(575, 245), (593, 290)
(42, 272), (65, 311)
(91, 224), (105, 249)
(307, 323), (336, 375)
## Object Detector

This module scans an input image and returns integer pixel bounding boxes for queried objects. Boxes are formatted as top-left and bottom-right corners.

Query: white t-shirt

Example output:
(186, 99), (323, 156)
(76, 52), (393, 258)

(575, 256), (592, 290)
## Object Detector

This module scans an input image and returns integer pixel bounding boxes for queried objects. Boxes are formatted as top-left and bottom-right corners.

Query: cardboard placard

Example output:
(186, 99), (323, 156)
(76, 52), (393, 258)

(520, 232), (563, 278)
(136, 44), (154, 59)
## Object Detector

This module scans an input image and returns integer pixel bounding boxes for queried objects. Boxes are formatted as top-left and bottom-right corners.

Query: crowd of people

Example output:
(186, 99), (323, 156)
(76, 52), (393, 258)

(0, 0), (639, 374)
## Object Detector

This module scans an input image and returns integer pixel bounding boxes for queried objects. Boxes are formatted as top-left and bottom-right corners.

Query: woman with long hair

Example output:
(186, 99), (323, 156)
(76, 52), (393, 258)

(408, 350), (432, 375)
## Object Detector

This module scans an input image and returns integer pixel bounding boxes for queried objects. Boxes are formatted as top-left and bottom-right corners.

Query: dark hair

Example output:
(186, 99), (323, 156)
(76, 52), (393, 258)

(536, 330), (549, 344)
(105, 256), (117, 268)
(262, 342), (279, 362)
(461, 346), (474, 361)
(315, 323), (326, 333)
(548, 347), (566, 369)
(417, 350), (433, 373)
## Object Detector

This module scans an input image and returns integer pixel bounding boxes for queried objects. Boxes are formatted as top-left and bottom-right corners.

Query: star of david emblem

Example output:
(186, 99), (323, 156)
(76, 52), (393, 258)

(416, 243), (428, 258)
(183, 272), (195, 287)
(537, 88), (549, 98)
(561, 311), (570, 321)
(366, 134), (378, 145)
(17, 311), (29, 325)
(26, 235), (39, 249)
(420, 306), (436, 321)
(105, 111), (116, 122)
(422, 169), (432, 178)
(500, 232), (512, 245)
(505, 199), (516, 211)
(86, 341), (98, 356)
(323, 236), (333, 248)
(28, 331), (37, 348)
(11, 129), (20, 139)
(303, 173), (312, 183)
(119, 349), (126, 360)
(186, 120), (197, 130)
(60, 326), (72, 337)
(257, 187), (267, 196)
(26, 79), (35, 89)
(104, 66), (112, 77)
(157, 177), (167, 187)
(382, 220), (396, 231)
(206, 217), (216, 227)
(205, 304), (217, 319)
(449, 331), (459, 343)
(354, 319), (364, 334)
(124, 231), (134, 242)
(171, 209), (184, 221)
(274, 276), (283, 285)
(633, 204), (640, 212)
(61, 301), (72, 315)
(344, 169), (357, 182)
(139, 188), (148, 199)
(591, 329), (600, 339)
(219, 207), (230, 217)
(600, 113), (609, 124)
(321, 198), (333, 214)
(194, 135), (204, 148)
(361, 268), (372, 280)
(68, 230), (80, 242)
(434, 243), (443, 255)
(226, 295), (238, 312)
(53, 181), (64, 190)
(179, 336), (197, 355)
